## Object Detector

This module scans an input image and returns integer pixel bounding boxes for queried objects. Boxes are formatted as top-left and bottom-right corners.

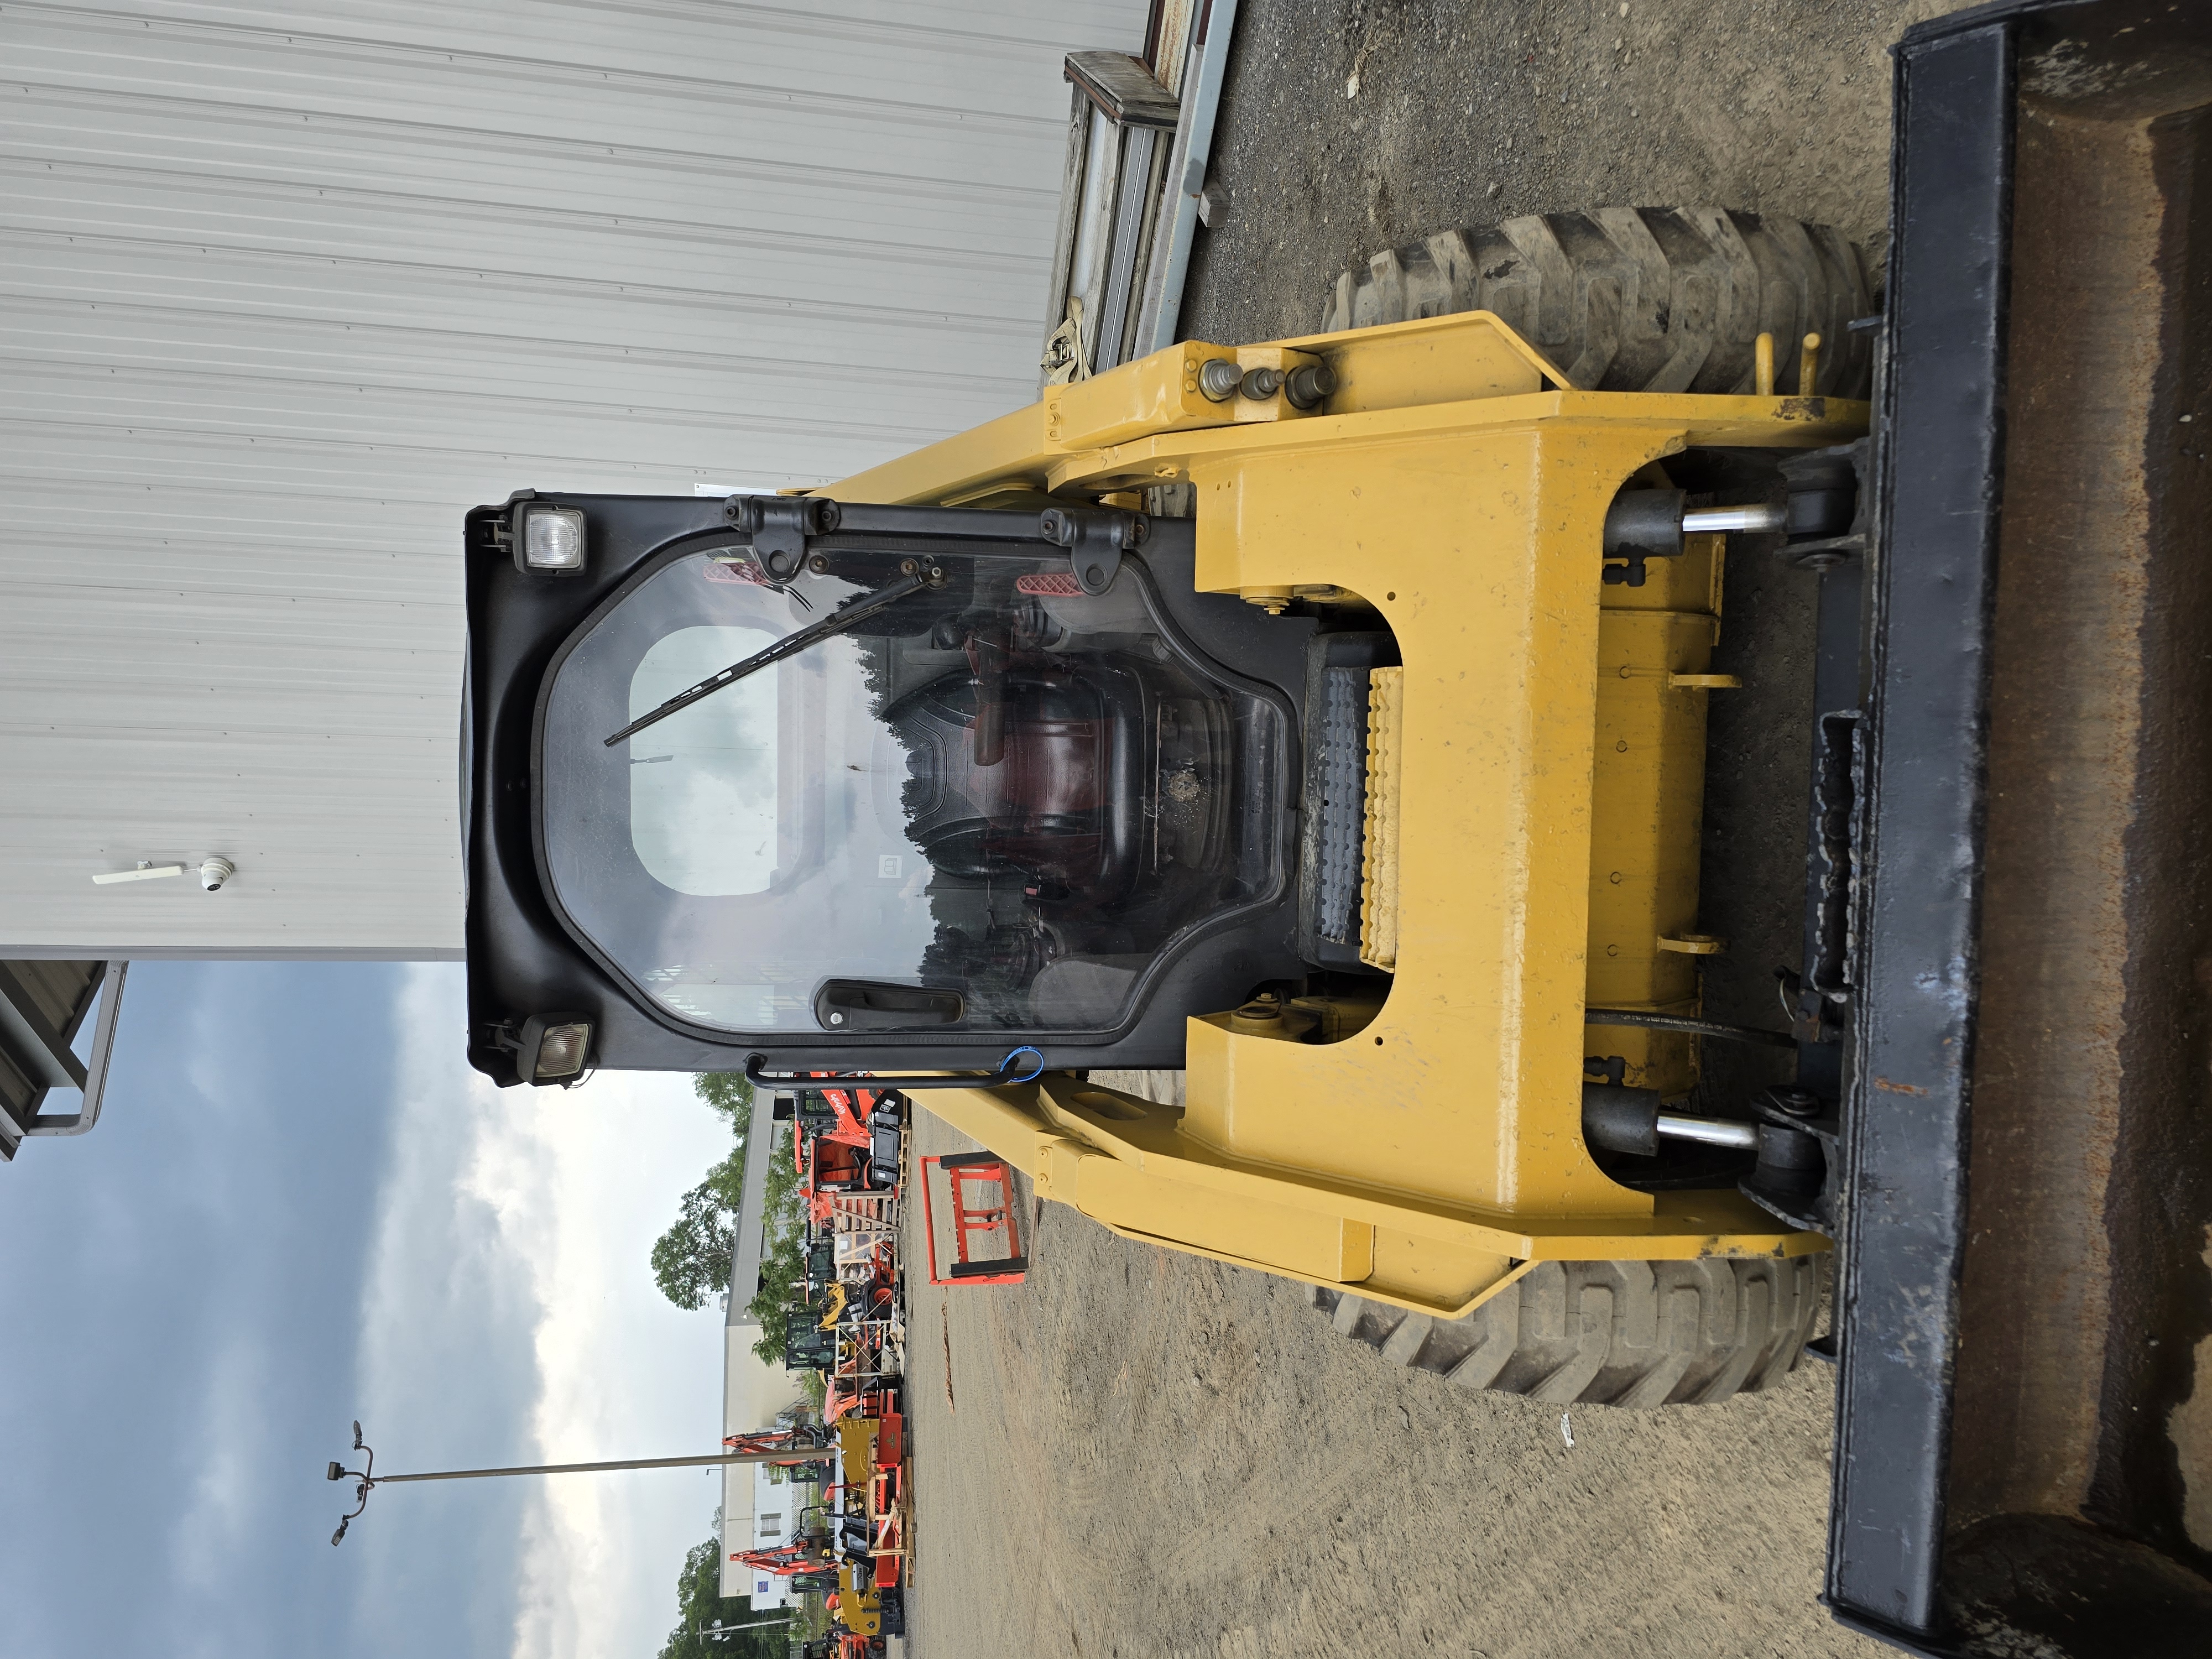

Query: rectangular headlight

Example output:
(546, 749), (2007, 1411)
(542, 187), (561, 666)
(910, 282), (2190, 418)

(518, 1013), (592, 1083)
(534, 1022), (590, 1079)
(519, 504), (586, 573)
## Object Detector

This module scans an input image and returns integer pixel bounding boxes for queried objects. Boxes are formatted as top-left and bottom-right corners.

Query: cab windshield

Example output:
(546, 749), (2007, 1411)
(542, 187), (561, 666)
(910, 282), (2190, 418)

(538, 542), (1281, 1035)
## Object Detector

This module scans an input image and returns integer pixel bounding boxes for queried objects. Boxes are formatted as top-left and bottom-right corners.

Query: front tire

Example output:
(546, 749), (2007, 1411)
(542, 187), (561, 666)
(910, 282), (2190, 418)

(1311, 1254), (1825, 1407)
(1324, 207), (1874, 399)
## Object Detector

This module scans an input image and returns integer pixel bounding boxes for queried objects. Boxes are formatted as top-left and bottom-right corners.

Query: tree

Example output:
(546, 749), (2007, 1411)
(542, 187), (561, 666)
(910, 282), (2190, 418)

(656, 1521), (789, 1659)
(744, 1131), (808, 1367)
(650, 1171), (741, 1311)
(695, 1070), (755, 1139)
(652, 1071), (813, 1377)
(651, 1075), (755, 1311)
(746, 1219), (805, 1370)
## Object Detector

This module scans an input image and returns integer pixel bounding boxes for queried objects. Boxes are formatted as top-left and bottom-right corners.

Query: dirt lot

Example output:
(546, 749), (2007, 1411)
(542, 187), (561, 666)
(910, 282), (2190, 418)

(902, 3), (1978, 1655)
(907, 1107), (1855, 1659)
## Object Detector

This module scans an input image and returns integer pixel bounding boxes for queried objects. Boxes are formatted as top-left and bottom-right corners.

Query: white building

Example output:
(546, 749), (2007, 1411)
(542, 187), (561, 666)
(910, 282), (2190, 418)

(719, 1328), (814, 1603)
(735, 1454), (804, 1610)
(2, 0), (1145, 961)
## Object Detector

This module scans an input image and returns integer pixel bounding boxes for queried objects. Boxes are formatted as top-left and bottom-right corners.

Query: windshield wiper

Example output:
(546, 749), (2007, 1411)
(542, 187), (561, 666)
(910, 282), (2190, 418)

(603, 571), (925, 747)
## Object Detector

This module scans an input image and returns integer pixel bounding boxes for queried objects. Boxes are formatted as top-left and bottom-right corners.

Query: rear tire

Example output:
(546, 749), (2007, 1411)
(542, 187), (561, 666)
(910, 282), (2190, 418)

(1323, 207), (1874, 398)
(1310, 1254), (1825, 1407)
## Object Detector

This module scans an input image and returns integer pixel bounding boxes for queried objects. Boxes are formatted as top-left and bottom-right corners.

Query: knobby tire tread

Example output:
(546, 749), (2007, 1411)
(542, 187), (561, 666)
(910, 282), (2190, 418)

(1310, 1255), (1825, 1408)
(1323, 207), (1874, 398)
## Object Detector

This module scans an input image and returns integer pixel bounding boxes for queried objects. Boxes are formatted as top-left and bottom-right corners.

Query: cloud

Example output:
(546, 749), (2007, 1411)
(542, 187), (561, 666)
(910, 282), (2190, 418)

(0, 958), (736, 1659)
(356, 964), (732, 1659)
(171, 1329), (272, 1591)
(0, 961), (403, 1659)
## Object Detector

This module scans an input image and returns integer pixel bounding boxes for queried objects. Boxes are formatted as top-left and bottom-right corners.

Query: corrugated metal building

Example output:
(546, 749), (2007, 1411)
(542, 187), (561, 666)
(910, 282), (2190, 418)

(1, 0), (1142, 958)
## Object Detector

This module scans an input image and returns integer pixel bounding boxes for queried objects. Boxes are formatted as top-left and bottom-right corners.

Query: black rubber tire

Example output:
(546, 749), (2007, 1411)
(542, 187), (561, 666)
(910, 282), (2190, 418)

(1323, 207), (1874, 398)
(1310, 1254), (1825, 1407)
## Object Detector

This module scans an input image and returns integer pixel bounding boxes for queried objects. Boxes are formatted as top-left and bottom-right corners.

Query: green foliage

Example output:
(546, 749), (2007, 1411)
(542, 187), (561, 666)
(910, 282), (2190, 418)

(746, 1136), (807, 1366)
(651, 1070), (819, 1389)
(656, 1522), (788, 1659)
(695, 1070), (755, 1139)
(650, 1074), (755, 1312)
(795, 1591), (832, 1640)
(649, 1168), (740, 1311)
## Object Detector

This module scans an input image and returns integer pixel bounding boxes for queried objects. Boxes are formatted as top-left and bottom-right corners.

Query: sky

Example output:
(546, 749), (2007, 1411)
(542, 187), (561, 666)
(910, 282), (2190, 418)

(0, 960), (735, 1659)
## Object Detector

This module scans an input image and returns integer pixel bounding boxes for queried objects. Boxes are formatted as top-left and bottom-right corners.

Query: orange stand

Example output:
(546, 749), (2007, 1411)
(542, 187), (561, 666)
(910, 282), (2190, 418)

(920, 1153), (1027, 1285)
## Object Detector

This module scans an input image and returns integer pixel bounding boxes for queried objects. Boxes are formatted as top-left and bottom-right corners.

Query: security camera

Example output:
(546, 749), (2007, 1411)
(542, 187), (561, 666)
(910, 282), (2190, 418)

(200, 857), (236, 892)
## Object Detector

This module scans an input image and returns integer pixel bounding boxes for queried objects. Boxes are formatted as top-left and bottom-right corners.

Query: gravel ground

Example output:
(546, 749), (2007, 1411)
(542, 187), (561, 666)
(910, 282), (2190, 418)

(1182, 0), (1953, 347)
(905, 1108), (1853, 1659)
(904, 4), (1979, 1655)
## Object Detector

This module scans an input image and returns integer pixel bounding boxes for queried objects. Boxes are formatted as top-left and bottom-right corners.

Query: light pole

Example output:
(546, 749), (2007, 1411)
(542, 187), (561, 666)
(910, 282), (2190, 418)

(326, 1422), (833, 1545)
(702, 1615), (794, 1639)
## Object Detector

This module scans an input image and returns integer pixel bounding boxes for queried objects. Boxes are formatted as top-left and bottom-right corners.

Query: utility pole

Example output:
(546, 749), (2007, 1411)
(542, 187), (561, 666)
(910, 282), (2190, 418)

(357, 1449), (814, 1483)
(325, 1422), (832, 1544)
(702, 1615), (795, 1637)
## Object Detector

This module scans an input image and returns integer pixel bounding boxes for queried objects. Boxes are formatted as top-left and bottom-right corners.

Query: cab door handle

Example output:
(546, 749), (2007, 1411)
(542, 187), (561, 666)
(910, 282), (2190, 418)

(813, 980), (966, 1031)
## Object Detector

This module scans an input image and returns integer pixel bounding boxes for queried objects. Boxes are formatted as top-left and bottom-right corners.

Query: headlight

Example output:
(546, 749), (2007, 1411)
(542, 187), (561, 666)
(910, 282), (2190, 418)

(518, 504), (586, 573)
(518, 1013), (592, 1083)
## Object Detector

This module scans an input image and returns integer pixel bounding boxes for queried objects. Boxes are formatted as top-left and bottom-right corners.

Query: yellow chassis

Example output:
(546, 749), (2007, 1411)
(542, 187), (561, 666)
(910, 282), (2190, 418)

(823, 313), (1861, 1321)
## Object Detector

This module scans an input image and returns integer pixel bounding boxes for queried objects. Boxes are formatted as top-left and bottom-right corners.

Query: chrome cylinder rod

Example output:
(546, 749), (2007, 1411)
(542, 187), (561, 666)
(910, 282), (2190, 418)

(1655, 1114), (1760, 1150)
(1682, 502), (1789, 535)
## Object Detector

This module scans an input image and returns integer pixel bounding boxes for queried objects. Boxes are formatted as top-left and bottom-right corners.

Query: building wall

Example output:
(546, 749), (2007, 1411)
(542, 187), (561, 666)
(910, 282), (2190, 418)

(719, 1326), (808, 1601)
(736, 1463), (799, 1612)
(1, 0), (1141, 956)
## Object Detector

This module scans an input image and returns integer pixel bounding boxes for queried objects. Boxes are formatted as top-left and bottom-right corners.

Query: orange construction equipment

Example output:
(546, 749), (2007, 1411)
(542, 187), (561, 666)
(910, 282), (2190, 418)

(921, 1152), (1027, 1286)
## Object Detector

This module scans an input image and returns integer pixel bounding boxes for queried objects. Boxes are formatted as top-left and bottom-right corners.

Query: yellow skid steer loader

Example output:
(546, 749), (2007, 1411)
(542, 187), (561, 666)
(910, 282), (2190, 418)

(458, 3), (2212, 1649)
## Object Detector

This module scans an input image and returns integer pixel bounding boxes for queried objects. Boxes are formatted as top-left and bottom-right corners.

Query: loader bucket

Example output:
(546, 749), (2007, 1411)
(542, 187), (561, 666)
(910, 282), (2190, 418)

(1831, 3), (2212, 1651)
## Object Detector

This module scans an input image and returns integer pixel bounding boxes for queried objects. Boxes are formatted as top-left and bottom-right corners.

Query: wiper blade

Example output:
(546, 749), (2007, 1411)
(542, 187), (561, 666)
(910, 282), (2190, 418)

(603, 571), (925, 747)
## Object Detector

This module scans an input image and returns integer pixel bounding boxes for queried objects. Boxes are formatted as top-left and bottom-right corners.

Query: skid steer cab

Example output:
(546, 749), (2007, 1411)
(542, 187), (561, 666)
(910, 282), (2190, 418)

(463, 487), (1314, 1083)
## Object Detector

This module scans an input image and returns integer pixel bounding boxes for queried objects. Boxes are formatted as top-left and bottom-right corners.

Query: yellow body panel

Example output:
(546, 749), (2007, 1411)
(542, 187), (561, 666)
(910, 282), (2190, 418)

(835, 1415), (877, 1470)
(921, 1074), (1823, 1318)
(832, 1566), (880, 1636)
(821, 312), (1859, 1318)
